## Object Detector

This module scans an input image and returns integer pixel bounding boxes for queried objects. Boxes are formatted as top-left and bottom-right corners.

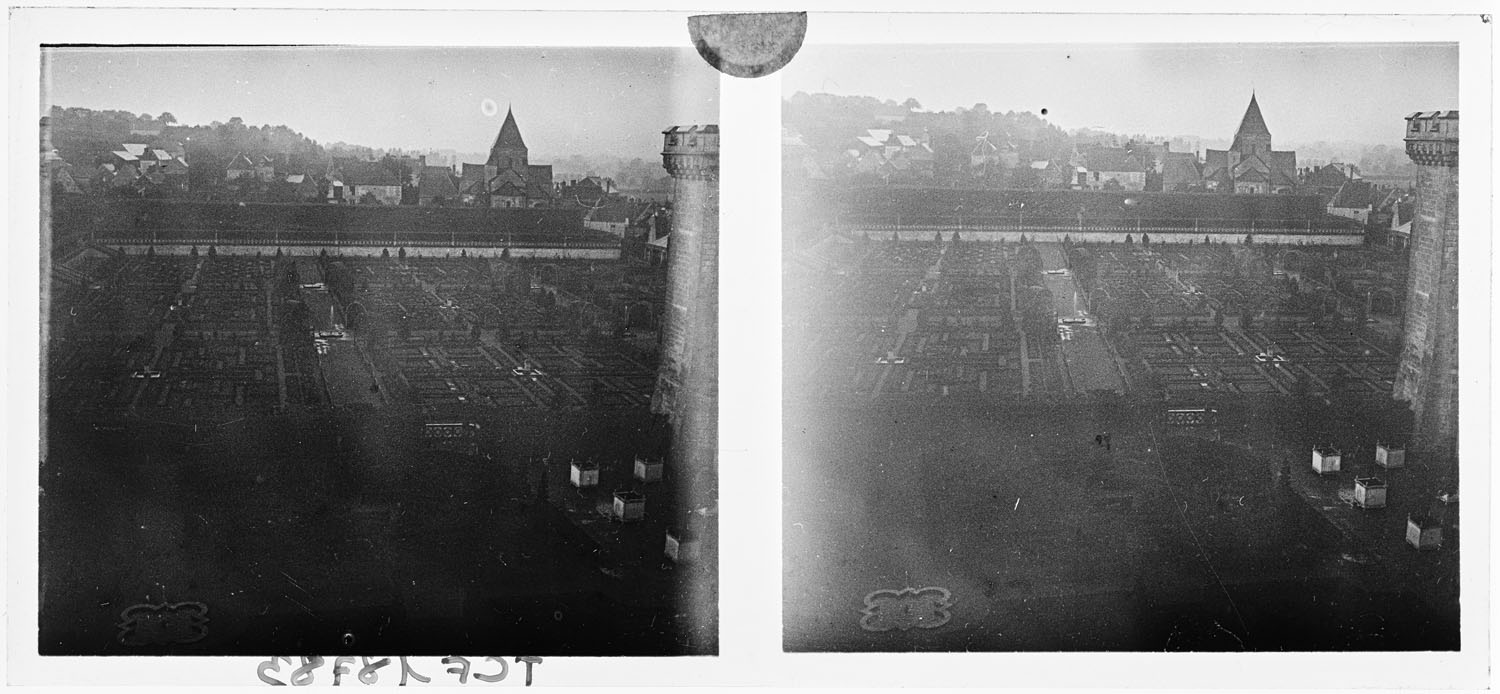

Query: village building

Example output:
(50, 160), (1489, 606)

(1201, 94), (1299, 194)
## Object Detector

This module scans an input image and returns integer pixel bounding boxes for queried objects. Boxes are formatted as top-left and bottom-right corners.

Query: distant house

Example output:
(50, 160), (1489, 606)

(1079, 146), (1147, 191)
(1389, 199), (1415, 249)
(847, 128), (935, 182)
(226, 153), (257, 181)
(417, 166), (460, 205)
(636, 204), (671, 266)
(559, 176), (615, 207)
(255, 155), (276, 182)
(1299, 163), (1357, 202)
(783, 128), (828, 182)
(456, 163), (488, 206)
(108, 149), (140, 171)
(1161, 152), (1203, 192)
(339, 163), (403, 205)
(283, 173), (319, 201)
(583, 200), (633, 236)
(43, 151), (84, 195)
(1326, 179), (1379, 225)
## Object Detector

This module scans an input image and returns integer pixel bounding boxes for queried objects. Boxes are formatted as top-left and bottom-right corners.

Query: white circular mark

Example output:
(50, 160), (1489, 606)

(480, 99), (499, 117)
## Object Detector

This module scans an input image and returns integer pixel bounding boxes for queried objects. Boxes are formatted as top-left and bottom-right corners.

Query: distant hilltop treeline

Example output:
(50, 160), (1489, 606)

(42, 105), (676, 194)
(784, 91), (1074, 169)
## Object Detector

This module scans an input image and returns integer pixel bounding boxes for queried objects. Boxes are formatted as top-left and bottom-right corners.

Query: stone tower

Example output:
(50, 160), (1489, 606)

(653, 124), (719, 551)
(487, 107), (529, 173)
(1394, 110), (1459, 459)
(1231, 93), (1274, 159)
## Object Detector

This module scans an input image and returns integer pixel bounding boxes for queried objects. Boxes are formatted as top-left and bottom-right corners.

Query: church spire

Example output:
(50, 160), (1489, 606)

(1231, 93), (1272, 152)
(488, 107), (528, 168)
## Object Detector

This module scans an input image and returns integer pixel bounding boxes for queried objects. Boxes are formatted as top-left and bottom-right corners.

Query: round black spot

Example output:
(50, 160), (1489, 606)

(1041, 108), (1049, 116)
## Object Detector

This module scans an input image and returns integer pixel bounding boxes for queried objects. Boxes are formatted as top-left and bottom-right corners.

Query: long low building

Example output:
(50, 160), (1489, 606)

(816, 186), (1366, 244)
(49, 197), (622, 257)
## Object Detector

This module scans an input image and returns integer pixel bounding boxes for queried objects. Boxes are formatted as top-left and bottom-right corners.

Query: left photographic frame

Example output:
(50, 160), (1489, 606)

(36, 42), (720, 658)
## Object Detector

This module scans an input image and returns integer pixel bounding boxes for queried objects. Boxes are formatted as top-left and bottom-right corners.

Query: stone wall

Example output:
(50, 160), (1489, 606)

(1394, 164), (1460, 457)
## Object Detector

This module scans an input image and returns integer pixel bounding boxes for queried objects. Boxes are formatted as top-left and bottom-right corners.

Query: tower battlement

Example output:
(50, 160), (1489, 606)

(1396, 110), (1460, 460)
(662, 125), (720, 179)
(1404, 111), (1459, 167)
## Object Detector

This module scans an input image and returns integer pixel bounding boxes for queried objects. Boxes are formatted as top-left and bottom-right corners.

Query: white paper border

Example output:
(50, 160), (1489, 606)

(6, 4), (1494, 692)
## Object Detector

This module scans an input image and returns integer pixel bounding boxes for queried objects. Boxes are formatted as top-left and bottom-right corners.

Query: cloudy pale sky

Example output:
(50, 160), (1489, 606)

(782, 43), (1459, 147)
(43, 46), (720, 160)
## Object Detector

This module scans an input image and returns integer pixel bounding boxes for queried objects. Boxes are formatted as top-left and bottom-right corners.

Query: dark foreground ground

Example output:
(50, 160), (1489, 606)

(41, 408), (716, 656)
(784, 398), (1458, 651)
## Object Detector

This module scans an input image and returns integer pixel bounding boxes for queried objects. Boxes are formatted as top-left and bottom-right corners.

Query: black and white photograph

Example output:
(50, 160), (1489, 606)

(37, 43), (720, 657)
(782, 41), (1472, 652)
(8, 5), (1495, 692)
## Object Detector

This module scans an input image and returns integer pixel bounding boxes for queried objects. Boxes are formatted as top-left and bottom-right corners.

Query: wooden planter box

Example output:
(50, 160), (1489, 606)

(1312, 446), (1342, 475)
(664, 528), (701, 563)
(634, 456), (665, 483)
(569, 460), (599, 488)
(1354, 477), (1387, 509)
(1406, 515), (1443, 550)
(1376, 443), (1405, 469)
(612, 490), (645, 523)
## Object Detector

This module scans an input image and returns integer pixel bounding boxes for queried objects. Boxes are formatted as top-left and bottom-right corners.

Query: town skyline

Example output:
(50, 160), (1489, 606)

(781, 43), (1459, 149)
(42, 46), (720, 161)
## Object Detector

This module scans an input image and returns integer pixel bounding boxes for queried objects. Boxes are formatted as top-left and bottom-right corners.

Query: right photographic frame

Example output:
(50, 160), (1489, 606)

(780, 25), (1486, 658)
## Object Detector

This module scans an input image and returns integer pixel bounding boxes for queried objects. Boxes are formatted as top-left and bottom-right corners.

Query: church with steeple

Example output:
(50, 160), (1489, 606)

(459, 107), (555, 208)
(1201, 93), (1299, 194)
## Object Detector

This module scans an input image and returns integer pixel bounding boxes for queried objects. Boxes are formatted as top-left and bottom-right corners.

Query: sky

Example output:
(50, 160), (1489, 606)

(781, 43), (1459, 148)
(42, 46), (720, 160)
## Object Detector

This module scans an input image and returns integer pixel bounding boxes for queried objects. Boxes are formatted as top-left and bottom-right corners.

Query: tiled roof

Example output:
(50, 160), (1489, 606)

(487, 107), (527, 167)
(418, 166), (459, 199)
(1231, 93), (1272, 150)
(1329, 180), (1377, 210)
(1085, 147), (1146, 173)
(343, 162), (401, 187)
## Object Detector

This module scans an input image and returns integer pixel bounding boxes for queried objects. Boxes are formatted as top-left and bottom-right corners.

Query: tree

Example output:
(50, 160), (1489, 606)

(1140, 233), (1151, 246)
(1245, 233), (1255, 245)
(381, 248), (390, 259)
(158, 112), (176, 125)
(398, 247), (407, 260)
(1124, 234), (1134, 244)
(902, 97), (922, 111)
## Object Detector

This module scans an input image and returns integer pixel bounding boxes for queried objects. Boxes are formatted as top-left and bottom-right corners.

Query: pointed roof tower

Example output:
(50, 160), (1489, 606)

(1231, 93), (1272, 152)
(488, 107), (528, 167)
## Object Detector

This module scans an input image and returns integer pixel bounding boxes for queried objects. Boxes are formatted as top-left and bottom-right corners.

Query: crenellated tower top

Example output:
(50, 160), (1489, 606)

(661, 125), (720, 180)
(1404, 111), (1459, 168)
